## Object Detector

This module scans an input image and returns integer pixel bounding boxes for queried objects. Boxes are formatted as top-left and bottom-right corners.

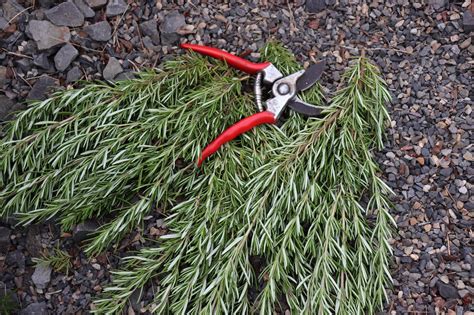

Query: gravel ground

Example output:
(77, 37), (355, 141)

(0, 0), (472, 314)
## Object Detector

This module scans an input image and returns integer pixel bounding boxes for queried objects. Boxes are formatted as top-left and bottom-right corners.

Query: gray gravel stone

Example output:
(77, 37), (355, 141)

(459, 37), (471, 49)
(74, 0), (95, 18)
(15, 58), (32, 72)
(20, 302), (48, 315)
(28, 20), (71, 50)
(84, 0), (107, 8)
(3, 0), (25, 21)
(32, 264), (52, 289)
(103, 57), (123, 80)
(143, 36), (159, 51)
(409, 272), (421, 281)
(463, 11), (474, 32)
(0, 226), (11, 252)
(429, 0), (447, 11)
(84, 21), (112, 42)
(33, 53), (52, 70)
(66, 66), (82, 83)
(6, 249), (25, 270)
(0, 95), (24, 121)
(38, 0), (56, 9)
(54, 44), (79, 71)
(45, 2), (85, 27)
(160, 11), (186, 45)
(27, 75), (56, 100)
(115, 72), (135, 81)
(106, 0), (128, 17)
(437, 282), (460, 299)
(0, 17), (9, 31)
(140, 19), (160, 45)
(306, 0), (326, 13)
(72, 220), (99, 242)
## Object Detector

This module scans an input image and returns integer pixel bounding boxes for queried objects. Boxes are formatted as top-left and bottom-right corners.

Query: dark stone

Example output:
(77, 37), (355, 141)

(3, 0), (25, 21)
(463, 11), (474, 32)
(103, 57), (123, 80)
(419, 46), (430, 57)
(465, 201), (474, 211)
(6, 250), (25, 270)
(27, 75), (56, 101)
(84, 0), (107, 8)
(54, 44), (79, 71)
(33, 53), (52, 70)
(440, 168), (452, 177)
(160, 11), (186, 45)
(0, 17), (9, 31)
(20, 302), (48, 315)
(28, 20), (71, 50)
(22, 41), (39, 56)
(0, 95), (25, 122)
(72, 220), (99, 242)
(429, 0), (447, 11)
(0, 226), (11, 252)
(84, 21), (112, 42)
(115, 72), (135, 81)
(32, 264), (52, 289)
(38, 0), (56, 9)
(437, 282), (460, 299)
(15, 58), (32, 72)
(306, 0), (326, 13)
(142, 36), (158, 50)
(140, 20), (160, 45)
(74, 0), (95, 18)
(66, 66), (82, 83)
(106, 0), (128, 17)
(235, 7), (247, 17)
(45, 2), (85, 27)
(129, 289), (142, 312)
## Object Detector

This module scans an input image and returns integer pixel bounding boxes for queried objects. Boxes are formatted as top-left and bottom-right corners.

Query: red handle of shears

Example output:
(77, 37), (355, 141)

(198, 112), (276, 166)
(181, 43), (271, 74)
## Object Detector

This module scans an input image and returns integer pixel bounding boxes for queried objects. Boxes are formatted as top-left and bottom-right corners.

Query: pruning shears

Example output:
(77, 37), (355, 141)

(180, 43), (325, 166)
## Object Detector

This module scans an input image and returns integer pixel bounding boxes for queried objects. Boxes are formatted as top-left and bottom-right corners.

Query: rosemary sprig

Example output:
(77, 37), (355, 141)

(33, 245), (72, 275)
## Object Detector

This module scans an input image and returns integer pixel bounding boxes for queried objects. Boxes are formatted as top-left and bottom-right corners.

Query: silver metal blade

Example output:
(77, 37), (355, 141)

(295, 60), (325, 92)
(287, 97), (322, 117)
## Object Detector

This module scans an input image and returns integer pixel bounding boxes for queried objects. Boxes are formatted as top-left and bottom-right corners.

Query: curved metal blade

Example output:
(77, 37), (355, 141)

(296, 60), (326, 92)
(287, 97), (323, 117)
